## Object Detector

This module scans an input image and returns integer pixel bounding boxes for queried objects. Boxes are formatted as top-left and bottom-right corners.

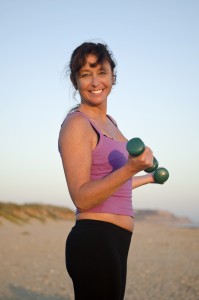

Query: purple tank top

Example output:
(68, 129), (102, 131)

(70, 111), (133, 217)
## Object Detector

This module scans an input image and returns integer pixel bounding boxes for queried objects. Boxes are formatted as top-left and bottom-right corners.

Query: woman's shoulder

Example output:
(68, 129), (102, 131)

(61, 110), (89, 128)
(59, 110), (94, 144)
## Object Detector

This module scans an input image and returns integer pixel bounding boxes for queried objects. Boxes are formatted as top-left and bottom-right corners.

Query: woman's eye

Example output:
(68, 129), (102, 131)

(80, 73), (90, 78)
(99, 71), (106, 75)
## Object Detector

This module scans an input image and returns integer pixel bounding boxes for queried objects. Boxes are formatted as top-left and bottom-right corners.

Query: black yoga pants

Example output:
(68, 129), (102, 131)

(65, 219), (132, 300)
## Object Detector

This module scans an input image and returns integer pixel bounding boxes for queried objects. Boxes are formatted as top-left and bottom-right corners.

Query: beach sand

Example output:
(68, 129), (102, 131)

(0, 219), (198, 300)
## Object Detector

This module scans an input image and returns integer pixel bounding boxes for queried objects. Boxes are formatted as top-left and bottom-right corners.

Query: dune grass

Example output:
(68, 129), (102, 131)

(0, 202), (75, 225)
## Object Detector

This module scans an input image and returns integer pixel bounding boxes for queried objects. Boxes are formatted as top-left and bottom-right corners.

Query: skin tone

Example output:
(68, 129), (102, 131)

(59, 54), (155, 231)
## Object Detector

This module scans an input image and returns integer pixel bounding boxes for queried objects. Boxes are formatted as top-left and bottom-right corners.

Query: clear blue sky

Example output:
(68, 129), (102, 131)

(0, 0), (199, 222)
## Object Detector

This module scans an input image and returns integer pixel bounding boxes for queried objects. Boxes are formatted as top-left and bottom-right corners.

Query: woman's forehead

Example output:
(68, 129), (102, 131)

(85, 54), (98, 64)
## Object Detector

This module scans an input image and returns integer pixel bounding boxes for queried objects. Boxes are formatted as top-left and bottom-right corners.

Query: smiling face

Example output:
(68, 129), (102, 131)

(76, 54), (114, 107)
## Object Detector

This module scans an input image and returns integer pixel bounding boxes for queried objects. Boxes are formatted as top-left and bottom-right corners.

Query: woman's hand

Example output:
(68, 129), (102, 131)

(126, 146), (154, 175)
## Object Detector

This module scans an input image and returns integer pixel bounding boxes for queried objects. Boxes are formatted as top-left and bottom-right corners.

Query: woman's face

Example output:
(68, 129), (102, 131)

(75, 54), (114, 107)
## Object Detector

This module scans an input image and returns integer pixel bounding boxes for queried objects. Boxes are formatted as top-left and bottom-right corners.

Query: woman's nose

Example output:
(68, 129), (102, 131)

(91, 75), (99, 86)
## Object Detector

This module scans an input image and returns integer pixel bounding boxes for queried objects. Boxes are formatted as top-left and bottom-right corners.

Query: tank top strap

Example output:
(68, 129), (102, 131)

(69, 110), (103, 136)
(107, 114), (118, 127)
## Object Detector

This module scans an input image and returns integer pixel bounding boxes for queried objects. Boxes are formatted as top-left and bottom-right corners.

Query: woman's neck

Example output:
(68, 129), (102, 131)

(78, 103), (107, 121)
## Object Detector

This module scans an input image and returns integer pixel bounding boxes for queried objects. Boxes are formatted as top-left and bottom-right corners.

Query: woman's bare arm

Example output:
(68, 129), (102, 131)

(132, 173), (155, 189)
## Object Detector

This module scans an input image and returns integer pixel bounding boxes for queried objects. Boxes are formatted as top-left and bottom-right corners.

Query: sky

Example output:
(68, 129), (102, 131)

(0, 0), (199, 222)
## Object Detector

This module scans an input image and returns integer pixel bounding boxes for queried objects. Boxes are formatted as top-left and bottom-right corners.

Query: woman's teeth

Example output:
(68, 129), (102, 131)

(91, 90), (102, 94)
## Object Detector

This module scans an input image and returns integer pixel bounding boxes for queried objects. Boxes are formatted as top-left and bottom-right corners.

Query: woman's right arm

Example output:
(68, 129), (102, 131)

(58, 114), (153, 212)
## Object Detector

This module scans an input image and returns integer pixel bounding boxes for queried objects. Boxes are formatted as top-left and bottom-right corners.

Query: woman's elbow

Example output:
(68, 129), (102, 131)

(71, 195), (91, 212)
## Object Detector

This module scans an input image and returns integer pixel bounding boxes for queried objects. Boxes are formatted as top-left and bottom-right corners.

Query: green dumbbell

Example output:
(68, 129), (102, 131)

(126, 137), (169, 183)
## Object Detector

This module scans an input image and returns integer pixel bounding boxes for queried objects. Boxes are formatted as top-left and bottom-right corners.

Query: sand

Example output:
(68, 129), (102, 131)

(0, 219), (198, 300)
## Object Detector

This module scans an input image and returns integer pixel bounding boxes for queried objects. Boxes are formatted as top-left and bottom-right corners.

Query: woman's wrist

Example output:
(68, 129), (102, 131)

(147, 173), (155, 183)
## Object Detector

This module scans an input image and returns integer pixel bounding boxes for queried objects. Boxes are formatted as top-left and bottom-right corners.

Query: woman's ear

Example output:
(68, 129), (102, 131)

(112, 74), (116, 85)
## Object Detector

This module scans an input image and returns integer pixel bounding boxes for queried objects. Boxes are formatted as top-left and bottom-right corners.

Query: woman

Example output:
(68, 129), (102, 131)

(59, 42), (155, 300)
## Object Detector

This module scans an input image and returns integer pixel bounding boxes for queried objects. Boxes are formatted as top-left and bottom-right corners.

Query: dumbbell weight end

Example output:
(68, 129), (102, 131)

(154, 167), (169, 184)
(126, 137), (145, 156)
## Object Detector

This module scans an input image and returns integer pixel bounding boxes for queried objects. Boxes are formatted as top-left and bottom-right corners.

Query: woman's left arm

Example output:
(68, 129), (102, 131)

(132, 173), (155, 189)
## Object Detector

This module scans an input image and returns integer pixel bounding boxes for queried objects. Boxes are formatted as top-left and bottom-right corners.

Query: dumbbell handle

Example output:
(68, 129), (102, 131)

(126, 137), (169, 183)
